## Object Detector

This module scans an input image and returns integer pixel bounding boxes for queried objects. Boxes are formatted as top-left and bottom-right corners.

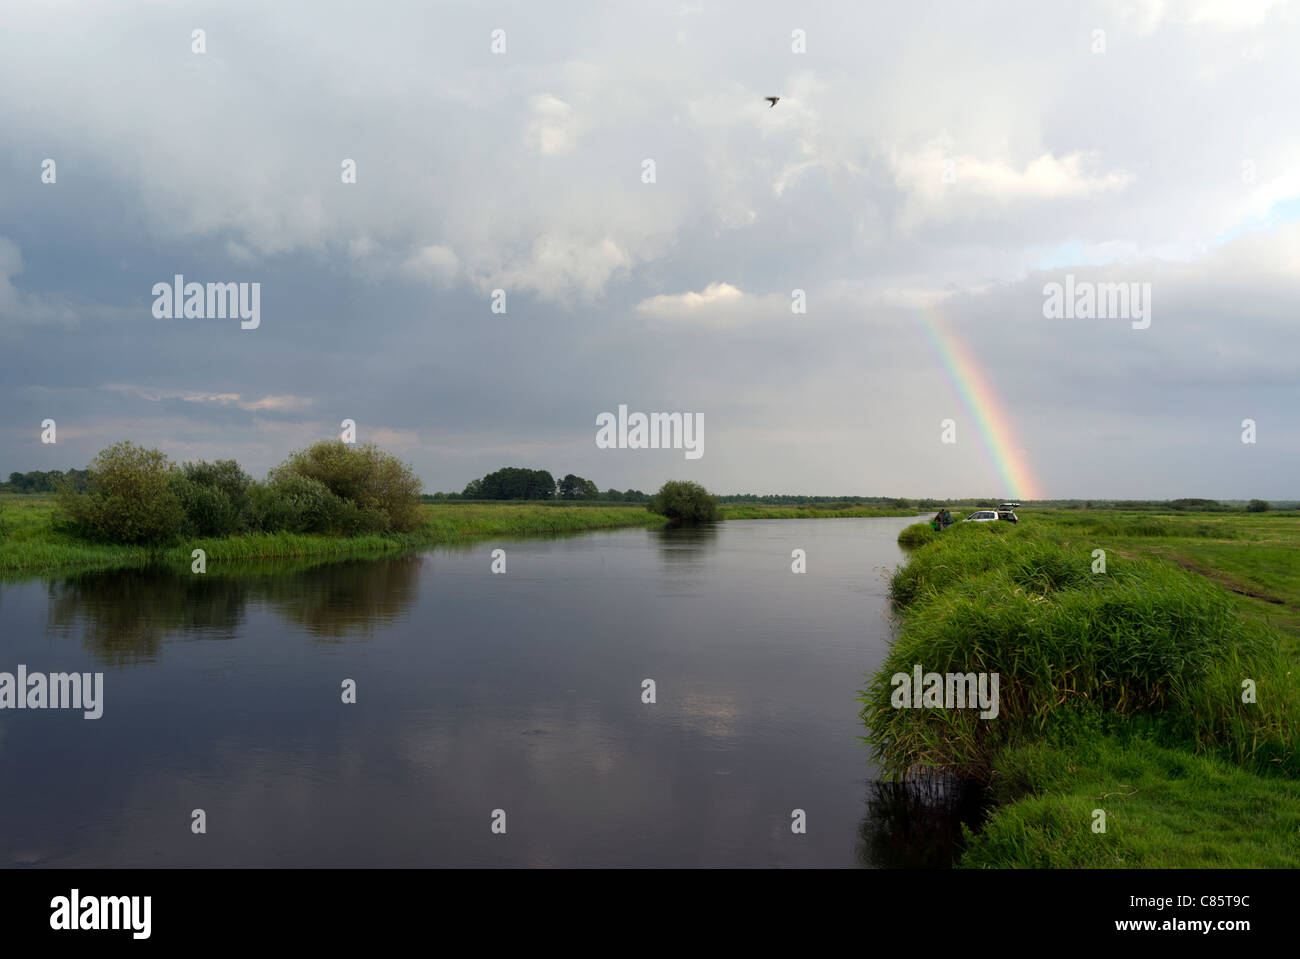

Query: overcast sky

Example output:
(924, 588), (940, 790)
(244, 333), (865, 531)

(1, 0), (1297, 499)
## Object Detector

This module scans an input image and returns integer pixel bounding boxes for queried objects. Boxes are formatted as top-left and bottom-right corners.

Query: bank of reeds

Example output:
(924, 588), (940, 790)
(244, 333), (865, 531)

(864, 521), (1298, 782)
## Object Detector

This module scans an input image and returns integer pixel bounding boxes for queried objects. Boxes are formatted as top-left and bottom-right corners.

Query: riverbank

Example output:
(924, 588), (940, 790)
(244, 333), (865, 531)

(866, 510), (1300, 867)
(0, 495), (668, 574)
(0, 495), (923, 574)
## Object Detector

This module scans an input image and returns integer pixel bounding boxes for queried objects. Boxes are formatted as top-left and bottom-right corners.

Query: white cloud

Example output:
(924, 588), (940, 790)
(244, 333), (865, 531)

(634, 282), (791, 329)
(636, 281), (744, 318)
(525, 94), (584, 156)
(101, 384), (313, 413)
(892, 147), (1134, 227)
(492, 234), (633, 301)
(400, 244), (460, 285)
(1112, 0), (1294, 30)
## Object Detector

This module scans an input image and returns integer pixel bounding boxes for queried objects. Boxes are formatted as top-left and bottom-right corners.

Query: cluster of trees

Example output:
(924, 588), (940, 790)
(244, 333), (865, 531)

(462, 467), (559, 500)
(446, 466), (647, 502)
(558, 474), (600, 500)
(57, 441), (423, 545)
(597, 488), (651, 502)
(4, 469), (91, 494)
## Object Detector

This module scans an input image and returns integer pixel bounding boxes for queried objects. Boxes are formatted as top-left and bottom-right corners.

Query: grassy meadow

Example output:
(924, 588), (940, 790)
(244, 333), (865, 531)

(868, 509), (1300, 867)
(0, 493), (667, 575)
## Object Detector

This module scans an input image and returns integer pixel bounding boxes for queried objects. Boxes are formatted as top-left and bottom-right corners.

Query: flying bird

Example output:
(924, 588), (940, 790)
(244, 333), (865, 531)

(765, 96), (780, 108)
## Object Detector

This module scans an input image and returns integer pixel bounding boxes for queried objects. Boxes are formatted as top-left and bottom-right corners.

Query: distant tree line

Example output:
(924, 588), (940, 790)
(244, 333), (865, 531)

(4, 469), (91, 493)
(1048, 498), (1280, 512)
(426, 466), (648, 502)
(8, 462), (1287, 516)
(719, 494), (912, 507)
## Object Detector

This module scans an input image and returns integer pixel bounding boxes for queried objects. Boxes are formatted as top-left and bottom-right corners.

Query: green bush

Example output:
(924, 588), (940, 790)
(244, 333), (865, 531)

(249, 474), (338, 534)
(647, 480), (720, 524)
(59, 442), (186, 544)
(271, 441), (423, 531)
(175, 459), (255, 536)
(326, 498), (391, 536)
(170, 474), (239, 537)
(170, 459), (255, 537)
(1247, 499), (1270, 513)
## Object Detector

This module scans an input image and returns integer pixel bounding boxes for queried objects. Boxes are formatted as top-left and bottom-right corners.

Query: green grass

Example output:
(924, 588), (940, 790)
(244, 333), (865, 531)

(0, 494), (667, 575)
(867, 509), (1300, 867)
(962, 734), (1300, 868)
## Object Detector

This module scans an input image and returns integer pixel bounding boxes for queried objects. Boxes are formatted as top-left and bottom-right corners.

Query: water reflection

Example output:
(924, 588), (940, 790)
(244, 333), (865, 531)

(0, 517), (944, 867)
(262, 556), (422, 641)
(651, 524), (720, 599)
(43, 555), (423, 663)
(652, 523), (720, 558)
(46, 568), (245, 665)
(857, 774), (989, 868)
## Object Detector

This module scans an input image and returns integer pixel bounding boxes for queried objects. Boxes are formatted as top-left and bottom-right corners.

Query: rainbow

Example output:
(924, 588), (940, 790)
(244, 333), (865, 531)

(916, 306), (1042, 501)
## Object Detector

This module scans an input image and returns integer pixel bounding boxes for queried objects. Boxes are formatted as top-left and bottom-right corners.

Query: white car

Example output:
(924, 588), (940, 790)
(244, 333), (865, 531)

(963, 510), (1000, 522)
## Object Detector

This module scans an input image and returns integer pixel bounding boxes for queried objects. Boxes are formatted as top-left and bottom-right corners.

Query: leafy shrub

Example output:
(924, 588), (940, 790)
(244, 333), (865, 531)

(249, 474), (337, 534)
(271, 442), (423, 531)
(59, 442), (186, 544)
(647, 480), (720, 523)
(324, 498), (391, 536)
(170, 459), (255, 537)
(170, 475), (238, 537)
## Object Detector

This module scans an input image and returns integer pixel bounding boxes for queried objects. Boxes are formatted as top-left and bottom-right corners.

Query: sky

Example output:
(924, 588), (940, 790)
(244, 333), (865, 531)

(1, 0), (1298, 500)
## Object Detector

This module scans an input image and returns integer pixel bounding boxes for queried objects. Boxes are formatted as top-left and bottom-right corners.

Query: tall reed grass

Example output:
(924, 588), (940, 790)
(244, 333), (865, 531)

(865, 521), (1298, 781)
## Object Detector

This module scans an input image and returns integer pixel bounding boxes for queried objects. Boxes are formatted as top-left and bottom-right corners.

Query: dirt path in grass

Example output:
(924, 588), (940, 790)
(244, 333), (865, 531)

(1132, 547), (1289, 606)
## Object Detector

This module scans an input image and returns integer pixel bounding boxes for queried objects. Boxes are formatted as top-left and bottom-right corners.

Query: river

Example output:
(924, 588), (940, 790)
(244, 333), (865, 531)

(0, 516), (981, 867)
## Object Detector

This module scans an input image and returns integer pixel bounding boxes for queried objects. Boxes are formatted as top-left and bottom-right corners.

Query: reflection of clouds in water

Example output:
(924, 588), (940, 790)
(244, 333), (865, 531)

(672, 692), (742, 740)
(398, 703), (628, 784)
(18, 659), (801, 868)
(82, 738), (382, 867)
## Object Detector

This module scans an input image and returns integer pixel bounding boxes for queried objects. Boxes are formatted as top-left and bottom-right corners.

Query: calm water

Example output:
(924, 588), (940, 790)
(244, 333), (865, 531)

(0, 517), (978, 868)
